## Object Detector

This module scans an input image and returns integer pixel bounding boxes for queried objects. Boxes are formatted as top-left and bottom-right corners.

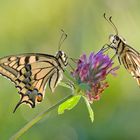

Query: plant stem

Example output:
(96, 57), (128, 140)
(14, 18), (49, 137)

(10, 94), (73, 140)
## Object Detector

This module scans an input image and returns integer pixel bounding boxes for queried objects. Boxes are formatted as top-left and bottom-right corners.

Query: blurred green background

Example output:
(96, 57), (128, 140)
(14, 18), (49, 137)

(0, 0), (140, 140)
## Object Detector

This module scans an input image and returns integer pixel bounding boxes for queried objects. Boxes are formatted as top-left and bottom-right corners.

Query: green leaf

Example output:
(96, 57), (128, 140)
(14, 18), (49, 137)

(58, 95), (81, 114)
(82, 96), (94, 123)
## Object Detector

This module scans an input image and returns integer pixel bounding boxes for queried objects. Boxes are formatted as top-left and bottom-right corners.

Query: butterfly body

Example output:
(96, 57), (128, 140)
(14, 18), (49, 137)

(0, 51), (68, 112)
(102, 13), (140, 86)
(109, 34), (140, 86)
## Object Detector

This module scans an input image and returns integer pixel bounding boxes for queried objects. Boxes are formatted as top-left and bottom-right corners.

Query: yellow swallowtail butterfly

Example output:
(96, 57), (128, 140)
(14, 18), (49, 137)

(100, 13), (140, 86)
(0, 30), (68, 112)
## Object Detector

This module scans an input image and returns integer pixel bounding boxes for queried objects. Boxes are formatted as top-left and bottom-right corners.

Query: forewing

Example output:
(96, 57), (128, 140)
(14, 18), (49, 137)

(0, 53), (57, 82)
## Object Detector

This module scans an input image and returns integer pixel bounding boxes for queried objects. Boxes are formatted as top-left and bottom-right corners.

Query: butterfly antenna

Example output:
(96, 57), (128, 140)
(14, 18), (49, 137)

(109, 16), (118, 35)
(103, 13), (118, 35)
(58, 29), (67, 51)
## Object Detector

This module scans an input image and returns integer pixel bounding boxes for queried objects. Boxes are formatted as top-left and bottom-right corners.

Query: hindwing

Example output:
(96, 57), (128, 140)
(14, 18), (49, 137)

(121, 45), (140, 85)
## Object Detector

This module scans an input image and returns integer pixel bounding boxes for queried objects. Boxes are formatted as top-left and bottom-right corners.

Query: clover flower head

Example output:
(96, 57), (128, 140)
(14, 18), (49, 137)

(72, 51), (119, 103)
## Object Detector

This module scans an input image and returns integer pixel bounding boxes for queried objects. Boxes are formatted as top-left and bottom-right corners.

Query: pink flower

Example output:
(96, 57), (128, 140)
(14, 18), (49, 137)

(72, 51), (119, 103)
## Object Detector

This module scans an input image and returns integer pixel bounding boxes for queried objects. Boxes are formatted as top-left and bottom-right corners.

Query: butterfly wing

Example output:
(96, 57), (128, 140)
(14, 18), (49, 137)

(0, 53), (64, 112)
(120, 45), (140, 86)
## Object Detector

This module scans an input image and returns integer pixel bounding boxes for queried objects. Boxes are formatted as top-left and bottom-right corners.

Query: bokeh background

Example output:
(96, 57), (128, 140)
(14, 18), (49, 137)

(0, 0), (140, 140)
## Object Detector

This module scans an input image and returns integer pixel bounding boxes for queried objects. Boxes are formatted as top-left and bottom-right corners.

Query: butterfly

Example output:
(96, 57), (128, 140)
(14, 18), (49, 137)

(0, 30), (68, 112)
(99, 13), (140, 86)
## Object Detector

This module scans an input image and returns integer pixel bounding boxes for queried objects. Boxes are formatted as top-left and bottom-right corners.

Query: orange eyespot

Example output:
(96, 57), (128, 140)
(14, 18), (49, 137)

(36, 93), (43, 102)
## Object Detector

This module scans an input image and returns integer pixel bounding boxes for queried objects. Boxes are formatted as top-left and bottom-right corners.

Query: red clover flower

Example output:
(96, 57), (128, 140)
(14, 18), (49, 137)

(72, 51), (119, 103)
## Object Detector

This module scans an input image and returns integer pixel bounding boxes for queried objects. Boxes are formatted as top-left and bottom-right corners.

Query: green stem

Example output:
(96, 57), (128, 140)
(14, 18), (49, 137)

(10, 94), (73, 140)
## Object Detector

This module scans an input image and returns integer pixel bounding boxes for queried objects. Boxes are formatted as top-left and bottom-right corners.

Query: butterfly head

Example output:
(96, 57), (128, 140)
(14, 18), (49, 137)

(109, 34), (120, 48)
(56, 51), (68, 66)
(109, 34), (126, 48)
(103, 13), (127, 49)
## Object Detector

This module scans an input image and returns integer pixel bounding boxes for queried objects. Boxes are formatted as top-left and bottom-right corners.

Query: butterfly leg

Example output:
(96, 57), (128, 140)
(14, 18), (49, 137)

(110, 53), (117, 61)
(69, 58), (79, 63)
(105, 53), (117, 68)
(100, 44), (111, 53)
(95, 44), (111, 57)
(68, 63), (75, 71)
